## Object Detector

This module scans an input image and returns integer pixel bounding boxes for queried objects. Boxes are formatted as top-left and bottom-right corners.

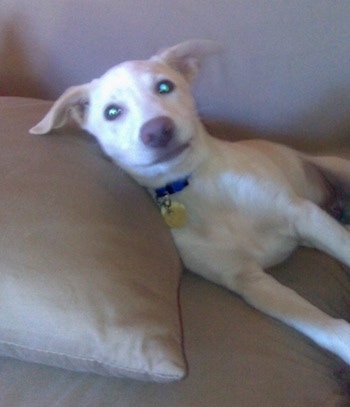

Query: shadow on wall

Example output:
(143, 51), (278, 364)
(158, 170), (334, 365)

(0, 17), (50, 98)
(291, 88), (350, 144)
(204, 79), (350, 150)
(203, 88), (350, 153)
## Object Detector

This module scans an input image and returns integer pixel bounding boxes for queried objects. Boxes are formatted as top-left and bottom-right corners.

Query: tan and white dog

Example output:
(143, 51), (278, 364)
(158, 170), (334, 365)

(31, 40), (350, 365)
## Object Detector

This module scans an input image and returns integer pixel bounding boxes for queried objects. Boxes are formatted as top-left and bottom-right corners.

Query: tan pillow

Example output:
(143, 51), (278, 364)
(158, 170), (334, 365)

(0, 98), (186, 382)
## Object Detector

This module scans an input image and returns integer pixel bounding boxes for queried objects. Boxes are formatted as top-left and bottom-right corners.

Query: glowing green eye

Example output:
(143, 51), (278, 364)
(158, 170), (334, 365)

(104, 105), (122, 121)
(157, 80), (175, 95)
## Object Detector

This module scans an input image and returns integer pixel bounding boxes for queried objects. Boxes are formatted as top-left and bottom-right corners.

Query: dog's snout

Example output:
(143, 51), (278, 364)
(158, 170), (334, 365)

(140, 116), (175, 148)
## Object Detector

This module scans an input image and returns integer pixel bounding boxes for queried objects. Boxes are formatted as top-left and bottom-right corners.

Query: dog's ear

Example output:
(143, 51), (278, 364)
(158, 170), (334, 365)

(29, 84), (91, 135)
(153, 39), (223, 83)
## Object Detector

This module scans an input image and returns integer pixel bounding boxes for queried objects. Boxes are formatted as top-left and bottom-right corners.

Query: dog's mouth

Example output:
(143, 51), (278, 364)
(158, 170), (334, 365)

(152, 142), (191, 165)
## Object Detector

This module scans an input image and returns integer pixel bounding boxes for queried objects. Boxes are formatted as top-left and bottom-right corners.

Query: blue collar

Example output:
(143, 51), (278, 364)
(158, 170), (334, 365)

(155, 177), (190, 198)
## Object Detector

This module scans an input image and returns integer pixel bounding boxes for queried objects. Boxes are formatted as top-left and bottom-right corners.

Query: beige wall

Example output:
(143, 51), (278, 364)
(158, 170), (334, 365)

(1, 0), (350, 139)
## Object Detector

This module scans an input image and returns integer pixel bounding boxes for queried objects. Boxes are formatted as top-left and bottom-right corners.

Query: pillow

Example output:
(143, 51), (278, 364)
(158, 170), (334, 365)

(0, 97), (186, 382)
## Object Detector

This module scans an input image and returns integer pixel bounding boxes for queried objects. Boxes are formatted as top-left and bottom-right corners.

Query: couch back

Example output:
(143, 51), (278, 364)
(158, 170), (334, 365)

(1, 1), (350, 140)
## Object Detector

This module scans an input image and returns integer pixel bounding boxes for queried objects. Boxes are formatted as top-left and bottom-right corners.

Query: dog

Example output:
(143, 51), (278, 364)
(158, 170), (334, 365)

(30, 39), (350, 365)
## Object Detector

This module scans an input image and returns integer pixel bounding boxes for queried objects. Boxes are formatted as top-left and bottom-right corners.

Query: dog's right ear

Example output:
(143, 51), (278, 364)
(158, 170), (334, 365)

(152, 39), (223, 84)
(29, 84), (90, 135)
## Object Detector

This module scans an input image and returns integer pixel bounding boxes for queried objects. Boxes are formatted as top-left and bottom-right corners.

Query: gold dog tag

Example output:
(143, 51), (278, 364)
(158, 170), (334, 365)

(161, 201), (187, 228)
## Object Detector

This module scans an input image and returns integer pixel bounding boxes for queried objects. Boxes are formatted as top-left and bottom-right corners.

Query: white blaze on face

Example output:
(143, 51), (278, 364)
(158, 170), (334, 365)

(84, 60), (199, 179)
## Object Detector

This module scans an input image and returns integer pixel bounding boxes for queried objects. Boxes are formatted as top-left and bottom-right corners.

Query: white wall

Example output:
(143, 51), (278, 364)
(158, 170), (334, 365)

(1, 0), (350, 139)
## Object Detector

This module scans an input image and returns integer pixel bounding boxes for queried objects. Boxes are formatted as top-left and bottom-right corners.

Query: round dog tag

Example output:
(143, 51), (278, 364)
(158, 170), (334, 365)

(161, 201), (187, 228)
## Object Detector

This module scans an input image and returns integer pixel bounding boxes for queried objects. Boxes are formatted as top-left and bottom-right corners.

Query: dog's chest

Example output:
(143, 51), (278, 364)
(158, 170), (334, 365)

(169, 176), (298, 274)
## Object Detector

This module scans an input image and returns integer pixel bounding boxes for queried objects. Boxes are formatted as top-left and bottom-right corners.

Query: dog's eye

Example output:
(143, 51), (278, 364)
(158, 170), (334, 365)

(156, 80), (175, 95)
(104, 105), (122, 121)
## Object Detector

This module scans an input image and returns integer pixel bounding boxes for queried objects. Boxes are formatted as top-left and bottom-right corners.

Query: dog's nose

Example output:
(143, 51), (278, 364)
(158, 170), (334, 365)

(140, 116), (174, 148)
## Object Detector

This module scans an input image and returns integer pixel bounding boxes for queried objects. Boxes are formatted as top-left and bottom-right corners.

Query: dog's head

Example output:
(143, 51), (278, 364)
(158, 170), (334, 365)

(30, 40), (222, 187)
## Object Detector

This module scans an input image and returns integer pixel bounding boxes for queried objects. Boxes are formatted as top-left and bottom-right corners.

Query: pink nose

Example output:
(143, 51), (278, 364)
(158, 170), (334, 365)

(140, 116), (175, 148)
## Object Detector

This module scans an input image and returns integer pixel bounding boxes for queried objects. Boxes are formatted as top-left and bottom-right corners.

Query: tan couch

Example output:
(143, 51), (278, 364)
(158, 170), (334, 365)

(1, 2), (350, 406)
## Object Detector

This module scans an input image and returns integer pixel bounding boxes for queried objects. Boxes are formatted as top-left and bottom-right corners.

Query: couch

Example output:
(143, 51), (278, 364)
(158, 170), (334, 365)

(1, 2), (350, 406)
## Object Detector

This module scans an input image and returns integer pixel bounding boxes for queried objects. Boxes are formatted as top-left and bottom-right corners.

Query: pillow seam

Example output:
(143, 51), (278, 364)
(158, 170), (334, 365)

(0, 339), (183, 379)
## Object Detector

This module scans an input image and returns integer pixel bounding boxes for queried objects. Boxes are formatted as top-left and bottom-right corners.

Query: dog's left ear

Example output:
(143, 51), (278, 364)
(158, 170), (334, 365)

(152, 39), (223, 84)
(29, 84), (91, 135)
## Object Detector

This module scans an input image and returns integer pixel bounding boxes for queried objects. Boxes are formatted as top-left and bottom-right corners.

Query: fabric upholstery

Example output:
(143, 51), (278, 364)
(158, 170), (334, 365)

(0, 98), (185, 382)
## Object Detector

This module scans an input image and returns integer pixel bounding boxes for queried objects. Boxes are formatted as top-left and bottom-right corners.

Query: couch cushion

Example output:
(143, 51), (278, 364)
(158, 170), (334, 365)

(0, 97), (185, 382)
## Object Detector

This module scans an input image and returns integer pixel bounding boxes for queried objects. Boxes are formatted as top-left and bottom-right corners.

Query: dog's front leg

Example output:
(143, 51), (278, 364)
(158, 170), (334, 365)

(232, 265), (350, 365)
